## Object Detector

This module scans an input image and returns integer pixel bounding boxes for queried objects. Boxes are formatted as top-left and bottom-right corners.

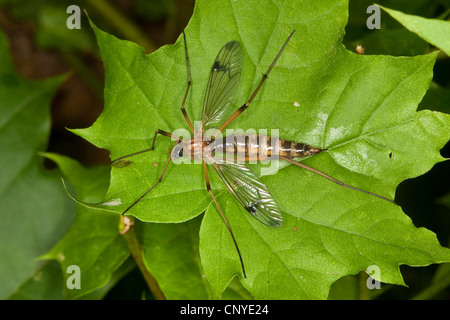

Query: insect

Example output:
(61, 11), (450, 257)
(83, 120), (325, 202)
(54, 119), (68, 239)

(112, 30), (393, 278)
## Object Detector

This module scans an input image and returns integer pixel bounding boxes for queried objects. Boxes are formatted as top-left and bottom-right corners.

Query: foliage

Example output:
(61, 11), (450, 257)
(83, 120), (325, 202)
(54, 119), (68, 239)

(1, 0), (449, 300)
(0, 29), (73, 299)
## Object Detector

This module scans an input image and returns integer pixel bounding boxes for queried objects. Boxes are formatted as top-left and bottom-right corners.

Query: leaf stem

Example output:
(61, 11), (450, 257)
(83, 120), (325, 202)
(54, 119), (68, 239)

(120, 216), (166, 300)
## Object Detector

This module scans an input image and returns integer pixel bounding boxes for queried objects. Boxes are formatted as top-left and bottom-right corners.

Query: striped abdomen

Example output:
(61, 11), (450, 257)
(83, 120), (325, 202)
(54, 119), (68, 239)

(278, 138), (322, 158)
(204, 134), (322, 162)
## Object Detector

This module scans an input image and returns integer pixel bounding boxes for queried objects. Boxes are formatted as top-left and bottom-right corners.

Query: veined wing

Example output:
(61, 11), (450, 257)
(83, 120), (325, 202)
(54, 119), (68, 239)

(202, 41), (241, 129)
(212, 162), (283, 227)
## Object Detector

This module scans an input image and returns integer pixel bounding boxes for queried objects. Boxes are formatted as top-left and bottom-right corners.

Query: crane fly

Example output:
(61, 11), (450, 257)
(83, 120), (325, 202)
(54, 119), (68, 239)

(112, 30), (394, 278)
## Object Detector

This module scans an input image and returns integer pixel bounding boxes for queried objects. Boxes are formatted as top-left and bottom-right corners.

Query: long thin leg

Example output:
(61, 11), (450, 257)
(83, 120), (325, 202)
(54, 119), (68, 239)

(280, 156), (395, 203)
(121, 142), (178, 216)
(112, 129), (179, 165)
(212, 30), (296, 139)
(203, 160), (247, 278)
(180, 31), (194, 133)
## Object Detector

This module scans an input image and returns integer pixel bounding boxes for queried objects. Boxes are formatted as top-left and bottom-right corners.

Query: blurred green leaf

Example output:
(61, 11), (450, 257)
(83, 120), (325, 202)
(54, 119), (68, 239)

(412, 262), (450, 299)
(135, 0), (175, 21)
(8, 261), (65, 300)
(344, 0), (449, 56)
(139, 215), (252, 299)
(347, 28), (429, 56)
(346, 0), (445, 30)
(0, 0), (96, 53)
(380, 5), (450, 56)
(71, 0), (450, 299)
(0, 27), (73, 299)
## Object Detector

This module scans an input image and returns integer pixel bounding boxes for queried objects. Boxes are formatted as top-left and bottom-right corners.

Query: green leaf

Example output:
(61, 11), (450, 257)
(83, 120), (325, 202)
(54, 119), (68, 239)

(0, 27), (73, 299)
(379, 5), (450, 56)
(41, 153), (130, 299)
(74, 0), (450, 299)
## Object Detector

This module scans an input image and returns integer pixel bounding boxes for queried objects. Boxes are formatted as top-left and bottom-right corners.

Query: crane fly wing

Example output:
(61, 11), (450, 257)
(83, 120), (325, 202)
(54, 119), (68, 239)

(212, 162), (283, 227)
(202, 41), (241, 129)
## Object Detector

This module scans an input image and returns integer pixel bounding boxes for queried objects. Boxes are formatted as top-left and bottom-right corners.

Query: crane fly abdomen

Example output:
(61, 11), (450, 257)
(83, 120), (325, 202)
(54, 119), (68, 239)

(203, 134), (323, 163)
